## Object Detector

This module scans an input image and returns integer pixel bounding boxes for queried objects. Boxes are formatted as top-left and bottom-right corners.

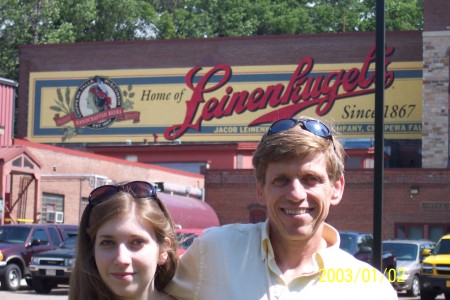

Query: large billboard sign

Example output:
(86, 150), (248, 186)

(28, 46), (422, 143)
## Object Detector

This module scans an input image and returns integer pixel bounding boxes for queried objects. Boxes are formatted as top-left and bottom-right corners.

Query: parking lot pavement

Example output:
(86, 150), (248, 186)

(0, 281), (446, 300)
(0, 280), (68, 299)
(398, 291), (445, 300)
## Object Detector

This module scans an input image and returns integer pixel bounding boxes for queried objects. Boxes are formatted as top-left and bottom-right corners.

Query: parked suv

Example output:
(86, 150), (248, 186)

(176, 228), (203, 257)
(339, 231), (396, 274)
(383, 239), (435, 297)
(30, 233), (77, 293)
(420, 234), (450, 300)
(0, 223), (78, 291)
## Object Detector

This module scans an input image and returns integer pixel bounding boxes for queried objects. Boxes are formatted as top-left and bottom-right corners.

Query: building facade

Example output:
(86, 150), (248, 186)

(9, 0), (450, 241)
(421, 0), (450, 168)
(1, 77), (218, 228)
(205, 169), (450, 241)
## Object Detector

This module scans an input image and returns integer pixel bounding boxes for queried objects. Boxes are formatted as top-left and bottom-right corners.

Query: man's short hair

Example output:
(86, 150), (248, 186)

(252, 117), (345, 185)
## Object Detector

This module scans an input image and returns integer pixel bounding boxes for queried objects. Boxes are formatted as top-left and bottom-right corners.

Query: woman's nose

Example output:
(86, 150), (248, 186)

(114, 244), (132, 265)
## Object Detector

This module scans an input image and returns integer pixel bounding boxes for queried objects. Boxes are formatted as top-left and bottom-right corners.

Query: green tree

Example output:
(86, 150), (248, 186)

(308, 0), (368, 32)
(153, 0), (314, 38)
(154, 0), (258, 38)
(359, 0), (423, 31)
(252, 0), (314, 35)
(0, 0), (423, 81)
(0, 0), (156, 79)
(84, 0), (156, 41)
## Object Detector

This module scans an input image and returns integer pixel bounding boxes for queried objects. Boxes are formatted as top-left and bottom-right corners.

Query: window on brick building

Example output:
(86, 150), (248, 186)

(80, 198), (88, 219)
(248, 204), (266, 223)
(345, 157), (362, 169)
(429, 226), (445, 242)
(447, 50), (449, 168)
(395, 223), (450, 242)
(12, 157), (22, 167)
(152, 162), (208, 174)
(41, 193), (64, 223)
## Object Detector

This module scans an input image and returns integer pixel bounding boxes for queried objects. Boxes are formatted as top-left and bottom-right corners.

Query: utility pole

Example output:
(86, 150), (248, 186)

(373, 0), (386, 272)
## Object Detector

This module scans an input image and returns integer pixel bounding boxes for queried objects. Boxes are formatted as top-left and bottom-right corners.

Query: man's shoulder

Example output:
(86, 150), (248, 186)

(201, 222), (264, 243)
(204, 222), (263, 236)
(324, 248), (375, 269)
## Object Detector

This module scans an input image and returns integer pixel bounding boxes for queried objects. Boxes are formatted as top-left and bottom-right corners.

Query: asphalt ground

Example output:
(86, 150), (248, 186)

(0, 280), (445, 300)
(0, 281), (68, 299)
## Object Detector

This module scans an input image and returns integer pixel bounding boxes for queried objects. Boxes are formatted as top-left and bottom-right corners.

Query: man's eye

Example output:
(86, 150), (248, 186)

(272, 176), (289, 187)
(302, 175), (320, 186)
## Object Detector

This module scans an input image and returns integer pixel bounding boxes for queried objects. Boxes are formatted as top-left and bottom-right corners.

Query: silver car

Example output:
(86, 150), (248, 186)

(383, 240), (435, 297)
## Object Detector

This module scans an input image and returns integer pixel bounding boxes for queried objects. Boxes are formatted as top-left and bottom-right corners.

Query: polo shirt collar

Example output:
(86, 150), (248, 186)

(260, 221), (341, 263)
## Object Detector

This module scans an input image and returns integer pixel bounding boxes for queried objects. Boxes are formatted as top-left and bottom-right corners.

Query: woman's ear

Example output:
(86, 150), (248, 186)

(158, 237), (171, 265)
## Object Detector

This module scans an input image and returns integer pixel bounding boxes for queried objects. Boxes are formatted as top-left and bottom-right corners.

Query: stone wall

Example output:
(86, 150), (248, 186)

(422, 31), (450, 168)
(421, 0), (450, 168)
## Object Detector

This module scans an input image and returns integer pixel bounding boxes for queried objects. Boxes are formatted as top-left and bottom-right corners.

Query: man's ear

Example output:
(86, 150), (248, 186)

(256, 181), (265, 205)
(158, 237), (171, 265)
(330, 175), (345, 206)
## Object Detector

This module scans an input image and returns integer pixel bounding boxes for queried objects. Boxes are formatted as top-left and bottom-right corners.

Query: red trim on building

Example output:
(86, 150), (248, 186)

(14, 138), (203, 179)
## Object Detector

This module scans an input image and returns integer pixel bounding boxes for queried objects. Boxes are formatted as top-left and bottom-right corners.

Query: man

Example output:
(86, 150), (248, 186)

(165, 117), (398, 300)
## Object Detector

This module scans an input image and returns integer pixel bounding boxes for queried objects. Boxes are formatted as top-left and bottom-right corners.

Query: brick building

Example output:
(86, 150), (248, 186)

(422, 0), (450, 168)
(205, 169), (450, 241)
(0, 136), (219, 228)
(7, 0), (450, 241)
(1, 77), (219, 228)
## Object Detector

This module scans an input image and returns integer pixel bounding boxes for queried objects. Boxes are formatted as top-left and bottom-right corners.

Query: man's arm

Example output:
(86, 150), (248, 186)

(164, 236), (202, 300)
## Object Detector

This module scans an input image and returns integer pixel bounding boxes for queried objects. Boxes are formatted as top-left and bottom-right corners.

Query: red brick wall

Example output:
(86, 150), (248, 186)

(424, 0), (450, 31)
(17, 31), (422, 138)
(205, 169), (450, 240)
(8, 139), (204, 225)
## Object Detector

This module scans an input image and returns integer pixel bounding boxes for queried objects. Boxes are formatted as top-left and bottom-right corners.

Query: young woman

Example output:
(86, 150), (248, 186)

(69, 181), (178, 300)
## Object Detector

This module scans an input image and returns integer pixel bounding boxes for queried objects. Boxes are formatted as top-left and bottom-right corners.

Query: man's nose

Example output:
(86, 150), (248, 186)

(286, 178), (307, 201)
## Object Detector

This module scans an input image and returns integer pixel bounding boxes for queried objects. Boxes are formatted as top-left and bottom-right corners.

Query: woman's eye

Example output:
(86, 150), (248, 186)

(128, 239), (148, 250)
(98, 239), (115, 247)
(133, 239), (145, 245)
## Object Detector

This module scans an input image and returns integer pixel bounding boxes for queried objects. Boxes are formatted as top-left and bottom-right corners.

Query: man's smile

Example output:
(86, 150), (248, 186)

(282, 208), (314, 216)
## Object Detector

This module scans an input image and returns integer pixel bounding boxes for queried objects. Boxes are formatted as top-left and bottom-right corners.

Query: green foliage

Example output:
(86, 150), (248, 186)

(359, 0), (424, 31)
(385, 0), (423, 30)
(0, 0), (156, 80)
(252, 0), (314, 35)
(308, 0), (368, 32)
(0, 0), (423, 81)
(84, 0), (156, 41)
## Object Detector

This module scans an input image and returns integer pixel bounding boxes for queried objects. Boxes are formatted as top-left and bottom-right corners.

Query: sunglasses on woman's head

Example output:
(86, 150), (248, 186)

(88, 181), (157, 206)
(267, 118), (336, 150)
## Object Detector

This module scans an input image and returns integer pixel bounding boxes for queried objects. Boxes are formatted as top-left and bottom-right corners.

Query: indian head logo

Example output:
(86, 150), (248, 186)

(52, 76), (140, 141)
(84, 78), (114, 114)
(73, 76), (122, 129)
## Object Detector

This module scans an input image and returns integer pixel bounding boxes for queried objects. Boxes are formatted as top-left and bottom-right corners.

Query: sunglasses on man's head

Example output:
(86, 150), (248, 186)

(88, 181), (157, 206)
(267, 118), (336, 150)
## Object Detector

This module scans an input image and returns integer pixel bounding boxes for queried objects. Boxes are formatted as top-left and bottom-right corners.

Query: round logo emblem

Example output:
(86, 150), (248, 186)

(73, 76), (122, 129)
